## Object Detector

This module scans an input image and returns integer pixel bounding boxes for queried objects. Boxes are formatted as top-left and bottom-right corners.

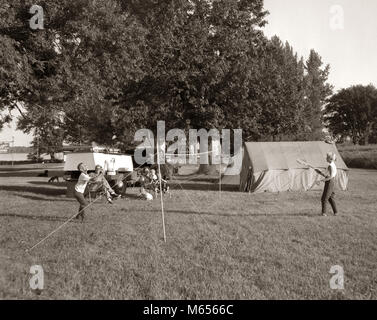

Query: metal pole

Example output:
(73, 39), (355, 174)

(157, 142), (167, 243)
(219, 163), (221, 198)
(36, 134), (39, 162)
(11, 136), (14, 167)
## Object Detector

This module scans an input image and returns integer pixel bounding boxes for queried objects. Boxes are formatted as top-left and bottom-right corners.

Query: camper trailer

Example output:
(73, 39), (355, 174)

(63, 151), (134, 197)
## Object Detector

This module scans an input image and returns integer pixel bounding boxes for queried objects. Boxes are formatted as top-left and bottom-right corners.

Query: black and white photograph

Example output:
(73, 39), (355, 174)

(0, 0), (376, 306)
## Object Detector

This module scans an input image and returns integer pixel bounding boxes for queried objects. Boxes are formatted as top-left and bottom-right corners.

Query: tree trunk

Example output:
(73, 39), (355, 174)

(197, 138), (219, 175)
(198, 151), (218, 174)
(364, 123), (373, 145)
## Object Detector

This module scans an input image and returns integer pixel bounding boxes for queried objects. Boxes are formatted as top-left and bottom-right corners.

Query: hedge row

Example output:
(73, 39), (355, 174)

(339, 150), (377, 170)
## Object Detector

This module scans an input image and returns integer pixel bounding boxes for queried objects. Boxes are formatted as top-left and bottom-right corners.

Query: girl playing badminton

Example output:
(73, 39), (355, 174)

(320, 152), (338, 216)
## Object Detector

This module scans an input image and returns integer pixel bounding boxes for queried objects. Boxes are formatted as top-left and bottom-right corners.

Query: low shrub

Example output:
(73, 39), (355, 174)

(338, 144), (377, 169)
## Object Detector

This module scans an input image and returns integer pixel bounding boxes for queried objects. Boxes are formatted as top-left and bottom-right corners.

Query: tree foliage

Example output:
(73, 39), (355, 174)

(324, 85), (377, 145)
(300, 49), (333, 140)
(1, 0), (334, 153)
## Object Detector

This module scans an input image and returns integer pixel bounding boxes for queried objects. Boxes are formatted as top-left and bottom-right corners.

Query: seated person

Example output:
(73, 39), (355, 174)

(149, 168), (158, 186)
(159, 174), (170, 195)
(137, 168), (150, 187)
(88, 165), (120, 203)
(143, 168), (151, 181)
(138, 168), (154, 195)
(138, 172), (150, 190)
(143, 168), (158, 195)
(113, 179), (126, 198)
(154, 173), (170, 197)
(138, 186), (153, 200)
(149, 169), (158, 181)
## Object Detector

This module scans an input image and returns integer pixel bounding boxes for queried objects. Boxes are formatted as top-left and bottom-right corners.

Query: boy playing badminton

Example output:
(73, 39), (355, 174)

(74, 163), (94, 221)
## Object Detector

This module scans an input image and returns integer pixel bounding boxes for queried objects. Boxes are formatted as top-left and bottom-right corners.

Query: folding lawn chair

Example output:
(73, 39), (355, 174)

(86, 181), (106, 203)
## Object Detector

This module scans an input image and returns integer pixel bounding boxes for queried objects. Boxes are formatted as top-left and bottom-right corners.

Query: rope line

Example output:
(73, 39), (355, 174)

(25, 155), (157, 253)
(26, 146), (225, 252)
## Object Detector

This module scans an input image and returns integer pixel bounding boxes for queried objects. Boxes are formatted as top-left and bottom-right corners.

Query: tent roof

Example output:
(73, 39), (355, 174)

(244, 141), (348, 172)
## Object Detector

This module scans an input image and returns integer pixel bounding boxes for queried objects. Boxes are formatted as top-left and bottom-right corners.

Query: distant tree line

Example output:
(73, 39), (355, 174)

(1, 0), (335, 155)
(8, 146), (33, 153)
(324, 84), (377, 145)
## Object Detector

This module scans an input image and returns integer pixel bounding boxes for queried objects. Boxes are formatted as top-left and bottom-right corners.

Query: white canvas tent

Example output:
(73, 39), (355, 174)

(240, 141), (349, 193)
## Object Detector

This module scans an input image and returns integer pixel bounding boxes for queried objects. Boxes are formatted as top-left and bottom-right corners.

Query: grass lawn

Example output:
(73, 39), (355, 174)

(0, 167), (376, 299)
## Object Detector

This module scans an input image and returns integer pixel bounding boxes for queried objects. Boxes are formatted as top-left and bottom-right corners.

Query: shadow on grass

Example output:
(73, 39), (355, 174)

(169, 182), (239, 192)
(0, 184), (66, 196)
(123, 193), (142, 200)
(0, 167), (39, 172)
(14, 193), (75, 202)
(28, 181), (66, 187)
(173, 175), (219, 183)
(0, 212), (78, 223)
(0, 172), (47, 178)
(15, 193), (131, 205)
(166, 209), (318, 217)
(0, 170), (63, 178)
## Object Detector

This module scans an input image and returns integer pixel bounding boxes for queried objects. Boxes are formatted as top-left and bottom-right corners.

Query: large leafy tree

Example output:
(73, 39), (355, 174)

(1, 0), (147, 147)
(17, 103), (65, 159)
(324, 85), (377, 145)
(116, 0), (268, 132)
(301, 49), (333, 140)
(114, 0), (269, 172)
(1, 0), (334, 163)
(255, 37), (307, 141)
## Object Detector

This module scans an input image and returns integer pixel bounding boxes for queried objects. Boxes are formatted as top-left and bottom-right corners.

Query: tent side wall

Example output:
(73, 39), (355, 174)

(240, 141), (349, 193)
(249, 168), (349, 193)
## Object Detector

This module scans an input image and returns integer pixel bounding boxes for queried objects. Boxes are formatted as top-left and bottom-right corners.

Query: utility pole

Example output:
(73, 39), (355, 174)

(185, 119), (191, 162)
(36, 129), (40, 163)
(37, 136), (40, 162)
(11, 136), (14, 167)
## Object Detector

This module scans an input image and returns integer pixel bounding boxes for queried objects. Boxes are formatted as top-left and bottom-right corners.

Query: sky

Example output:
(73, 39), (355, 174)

(1, 0), (376, 146)
(263, 0), (377, 89)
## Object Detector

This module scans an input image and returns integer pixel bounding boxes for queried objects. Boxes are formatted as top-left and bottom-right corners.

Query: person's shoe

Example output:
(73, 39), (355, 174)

(334, 212), (338, 216)
(107, 197), (113, 204)
(111, 193), (121, 199)
(322, 213), (327, 216)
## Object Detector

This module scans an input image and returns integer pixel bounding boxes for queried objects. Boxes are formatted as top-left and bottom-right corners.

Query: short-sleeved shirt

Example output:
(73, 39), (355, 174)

(75, 173), (90, 193)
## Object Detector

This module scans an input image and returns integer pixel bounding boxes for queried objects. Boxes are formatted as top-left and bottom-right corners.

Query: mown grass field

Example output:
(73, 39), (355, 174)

(0, 166), (376, 300)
